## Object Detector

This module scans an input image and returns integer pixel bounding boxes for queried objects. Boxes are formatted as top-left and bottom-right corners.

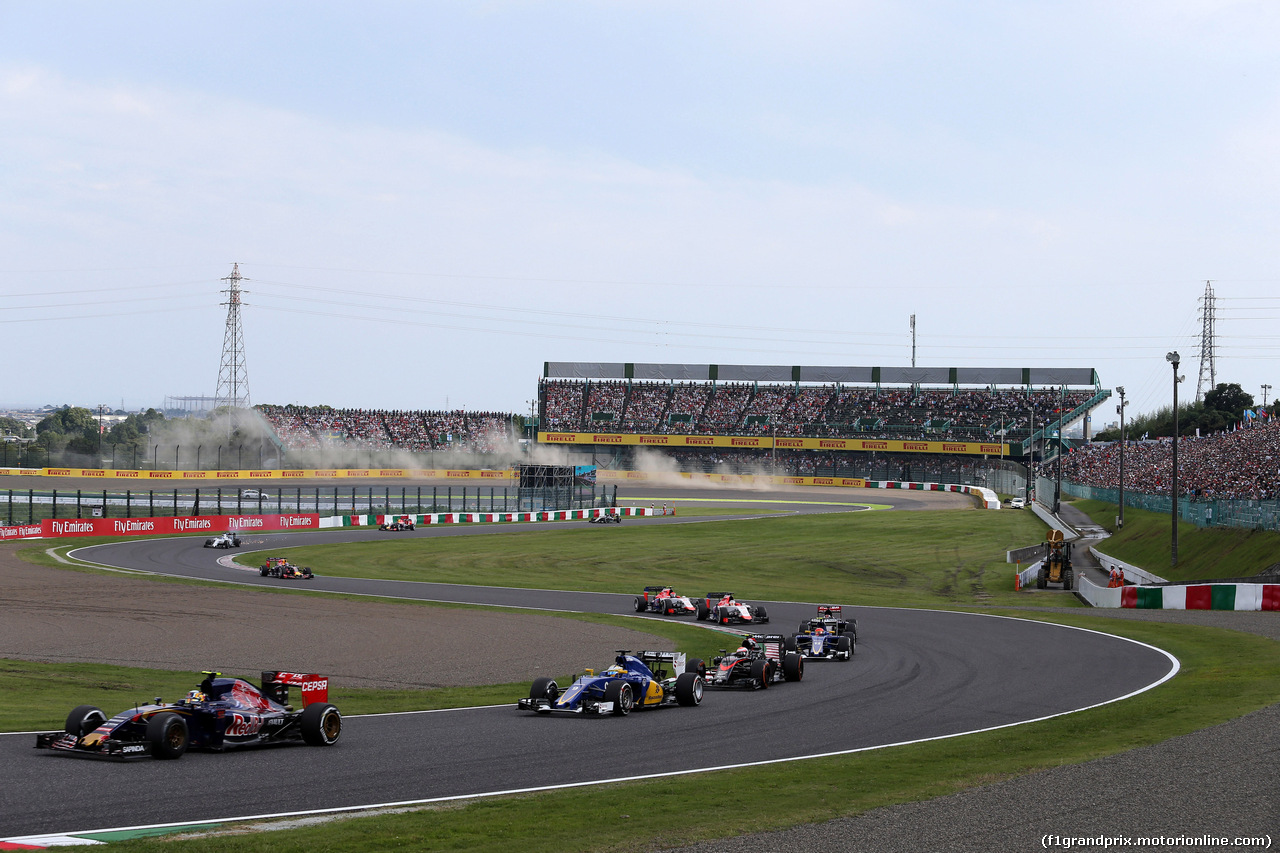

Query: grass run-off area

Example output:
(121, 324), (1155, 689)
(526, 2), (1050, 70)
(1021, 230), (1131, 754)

(11, 502), (1280, 851)
(235, 507), (1053, 609)
(1070, 497), (1280, 581)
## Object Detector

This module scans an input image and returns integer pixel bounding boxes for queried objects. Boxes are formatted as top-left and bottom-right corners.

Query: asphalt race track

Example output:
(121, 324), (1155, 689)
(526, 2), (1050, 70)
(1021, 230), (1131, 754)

(0, 488), (1177, 838)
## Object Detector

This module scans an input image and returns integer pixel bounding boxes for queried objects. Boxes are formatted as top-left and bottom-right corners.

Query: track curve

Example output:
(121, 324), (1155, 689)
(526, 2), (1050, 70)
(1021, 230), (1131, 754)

(1, 490), (1177, 838)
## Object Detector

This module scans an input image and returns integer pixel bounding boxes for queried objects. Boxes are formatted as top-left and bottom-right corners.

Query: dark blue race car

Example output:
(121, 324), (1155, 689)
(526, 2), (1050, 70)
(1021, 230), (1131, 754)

(35, 670), (341, 760)
(518, 650), (705, 716)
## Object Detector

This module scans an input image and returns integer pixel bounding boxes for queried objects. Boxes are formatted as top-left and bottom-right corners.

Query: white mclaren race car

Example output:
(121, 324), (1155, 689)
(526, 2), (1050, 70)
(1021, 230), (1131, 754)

(203, 532), (243, 549)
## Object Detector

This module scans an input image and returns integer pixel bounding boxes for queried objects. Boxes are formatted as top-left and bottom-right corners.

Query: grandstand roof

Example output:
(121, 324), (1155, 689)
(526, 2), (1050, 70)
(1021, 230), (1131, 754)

(544, 362), (1099, 386)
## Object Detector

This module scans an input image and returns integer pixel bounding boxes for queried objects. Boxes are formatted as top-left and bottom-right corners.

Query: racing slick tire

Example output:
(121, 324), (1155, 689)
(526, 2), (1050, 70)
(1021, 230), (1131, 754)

(633, 597), (646, 613)
(203, 539), (214, 548)
(750, 658), (770, 689)
(529, 677), (559, 702)
(783, 635), (797, 652)
(675, 672), (705, 706)
(147, 712), (189, 760)
(836, 635), (854, 660)
(753, 606), (769, 624)
(797, 622), (808, 637)
(301, 702), (342, 746)
(603, 681), (634, 716)
(232, 537), (241, 547)
(696, 602), (710, 621)
(684, 658), (707, 678)
(65, 705), (106, 737)
(782, 652), (804, 682)
(259, 565), (270, 577)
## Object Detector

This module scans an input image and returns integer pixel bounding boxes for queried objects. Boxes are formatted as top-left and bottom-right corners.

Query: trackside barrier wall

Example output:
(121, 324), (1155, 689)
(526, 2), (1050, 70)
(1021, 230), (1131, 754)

(1030, 498), (1078, 540)
(10, 507), (661, 540)
(1016, 561), (1043, 589)
(1076, 573), (1280, 610)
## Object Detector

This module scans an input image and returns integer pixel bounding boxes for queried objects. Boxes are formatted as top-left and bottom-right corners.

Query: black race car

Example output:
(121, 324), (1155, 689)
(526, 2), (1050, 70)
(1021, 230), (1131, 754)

(260, 557), (314, 579)
(588, 510), (622, 524)
(378, 515), (416, 531)
(695, 635), (803, 689)
(35, 670), (341, 760)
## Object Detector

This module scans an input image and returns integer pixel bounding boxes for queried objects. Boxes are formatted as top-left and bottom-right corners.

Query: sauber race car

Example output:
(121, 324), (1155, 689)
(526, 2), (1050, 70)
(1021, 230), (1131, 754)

(378, 515), (416, 531)
(518, 650), (705, 716)
(260, 557), (314, 579)
(588, 510), (622, 524)
(695, 591), (770, 625)
(786, 605), (857, 660)
(35, 670), (341, 760)
(633, 585), (698, 616)
(203, 531), (242, 549)
(696, 635), (803, 689)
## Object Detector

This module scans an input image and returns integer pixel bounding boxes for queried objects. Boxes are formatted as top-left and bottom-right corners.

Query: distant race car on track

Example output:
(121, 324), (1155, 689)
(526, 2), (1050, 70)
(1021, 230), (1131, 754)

(518, 650), (705, 716)
(588, 510), (622, 524)
(786, 605), (856, 661)
(696, 591), (769, 625)
(633, 585), (697, 616)
(35, 670), (341, 760)
(260, 557), (314, 579)
(202, 531), (242, 549)
(378, 515), (416, 531)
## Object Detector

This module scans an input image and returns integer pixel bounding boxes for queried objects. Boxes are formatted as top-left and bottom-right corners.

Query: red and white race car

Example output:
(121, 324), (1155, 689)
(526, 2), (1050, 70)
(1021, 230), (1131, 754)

(695, 592), (769, 625)
(633, 585), (698, 616)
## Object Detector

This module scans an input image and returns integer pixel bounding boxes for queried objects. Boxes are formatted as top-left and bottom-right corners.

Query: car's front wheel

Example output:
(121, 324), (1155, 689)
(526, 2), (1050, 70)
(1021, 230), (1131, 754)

(146, 712), (189, 759)
(65, 705), (106, 737)
(603, 681), (634, 715)
(750, 659), (770, 689)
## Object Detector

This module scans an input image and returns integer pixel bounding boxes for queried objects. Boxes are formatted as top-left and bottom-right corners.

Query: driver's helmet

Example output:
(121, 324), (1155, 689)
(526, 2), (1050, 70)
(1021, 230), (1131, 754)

(606, 664), (626, 675)
(742, 637), (757, 651)
(814, 626), (826, 635)
(661, 588), (672, 597)
(186, 690), (206, 704)
(734, 646), (749, 657)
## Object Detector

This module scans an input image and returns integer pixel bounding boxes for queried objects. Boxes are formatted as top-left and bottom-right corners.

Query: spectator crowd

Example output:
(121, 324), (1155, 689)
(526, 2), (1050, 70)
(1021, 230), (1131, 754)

(1058, 418), (1280, 502)
(257, 405), (516, 453)
(540, 379), (1093, 443)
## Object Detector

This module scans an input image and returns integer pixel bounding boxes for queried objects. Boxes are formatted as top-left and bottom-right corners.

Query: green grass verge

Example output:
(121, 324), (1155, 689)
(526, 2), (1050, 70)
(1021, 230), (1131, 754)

(1069, 498), (1280, 580)
(236, 510), (1054, 609)
(74, 616), (1280, 853)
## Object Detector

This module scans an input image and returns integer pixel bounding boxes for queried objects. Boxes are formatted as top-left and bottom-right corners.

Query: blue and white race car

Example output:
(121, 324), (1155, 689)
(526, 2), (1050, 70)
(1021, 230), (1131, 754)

(517, 650), (705, 716)
(785, 605), (856, 660)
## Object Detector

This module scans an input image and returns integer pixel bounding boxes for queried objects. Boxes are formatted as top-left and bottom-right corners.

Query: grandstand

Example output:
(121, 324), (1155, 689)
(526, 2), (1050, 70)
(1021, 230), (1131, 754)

(256, 405), (517, 455)
(537, 362), (1107, 457)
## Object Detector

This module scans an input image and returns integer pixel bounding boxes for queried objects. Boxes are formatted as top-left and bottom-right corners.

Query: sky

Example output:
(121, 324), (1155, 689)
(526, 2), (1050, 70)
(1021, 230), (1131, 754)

(2, 1), (1279, 423)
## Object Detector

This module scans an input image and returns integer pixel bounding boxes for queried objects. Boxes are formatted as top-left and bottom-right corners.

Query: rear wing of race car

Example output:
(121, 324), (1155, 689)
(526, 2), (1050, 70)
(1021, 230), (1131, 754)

(746, 634), (787, 660)
(704, 591), (733, 604)
(261, 671), (329, 707)
(637, 650), (687, 678)
(642, 585), (670, 595)
(817, 605), (842, 617)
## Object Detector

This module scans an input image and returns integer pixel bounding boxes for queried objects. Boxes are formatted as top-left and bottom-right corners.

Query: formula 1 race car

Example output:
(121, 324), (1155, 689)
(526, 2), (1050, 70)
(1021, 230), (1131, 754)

(786, 606), (856, 660)
(259, 557), (314, 579)
(695, 591), (770, 625)
(203, 531), (242, 549)
(35, 670), (341, 760)
(378, 515), (416, 531)
(588, 510), (622, 524)
(518, 650), (705, 716)
(633, 585), (698, 616)
(696, 635), (803, 689)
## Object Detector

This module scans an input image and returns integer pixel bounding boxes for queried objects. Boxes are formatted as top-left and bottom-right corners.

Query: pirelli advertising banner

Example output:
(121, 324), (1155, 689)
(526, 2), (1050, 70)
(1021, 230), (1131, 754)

(598, 471), (869, 488)
(538, 432), (1007, 456)
(41, 513), (321, 538)
(0, 468), (517, 481)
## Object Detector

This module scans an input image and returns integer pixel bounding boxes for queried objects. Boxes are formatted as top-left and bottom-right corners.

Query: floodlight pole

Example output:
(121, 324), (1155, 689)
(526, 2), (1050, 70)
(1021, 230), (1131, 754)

(1116, 386), (1127, 529)
(1167, 352), (1181, 568)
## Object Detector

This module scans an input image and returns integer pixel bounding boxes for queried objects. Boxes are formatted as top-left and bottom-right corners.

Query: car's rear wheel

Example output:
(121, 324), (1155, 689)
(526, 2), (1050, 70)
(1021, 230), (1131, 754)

(754, 606), (769, 623)
(782, 652), (804, 682)
(784, 635), (797, 652)
(750, 659), (769, 689)
(684, 658), (706, 677)
(65, 705), (106, 737)
(696, 603), (709, 621)
(260, 566), (269, 577)
(301, 703), (342, 745)
(603, 681), (633, 715)
(146, 712), (188, 759)
(675, 673), (704, 706)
